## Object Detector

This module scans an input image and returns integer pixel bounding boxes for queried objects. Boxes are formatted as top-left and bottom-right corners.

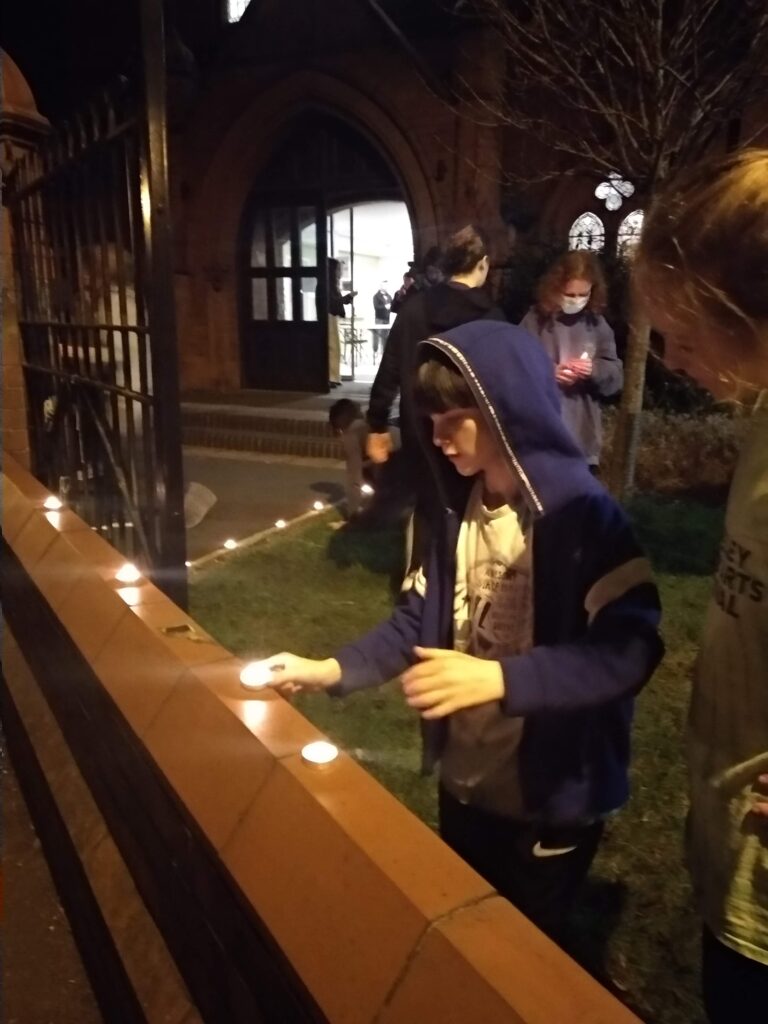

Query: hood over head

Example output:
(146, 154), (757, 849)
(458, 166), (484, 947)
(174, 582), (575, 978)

(419, 320), (602, 515)
(424, 281), (495, 331)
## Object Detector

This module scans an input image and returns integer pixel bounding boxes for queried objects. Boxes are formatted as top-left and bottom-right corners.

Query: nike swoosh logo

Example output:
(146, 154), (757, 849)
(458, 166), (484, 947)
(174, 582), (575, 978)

(531, 841), (578, 858)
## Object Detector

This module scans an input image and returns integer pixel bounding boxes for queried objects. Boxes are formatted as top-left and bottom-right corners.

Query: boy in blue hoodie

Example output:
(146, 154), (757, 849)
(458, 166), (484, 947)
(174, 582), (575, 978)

(264, 321), (663, 941)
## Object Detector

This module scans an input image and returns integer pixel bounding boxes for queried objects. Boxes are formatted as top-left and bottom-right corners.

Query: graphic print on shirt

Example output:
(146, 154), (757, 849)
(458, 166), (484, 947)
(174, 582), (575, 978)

(713, 534), (766, 619)
(441, 483), (535, 816)
(463, 555), (534, 659)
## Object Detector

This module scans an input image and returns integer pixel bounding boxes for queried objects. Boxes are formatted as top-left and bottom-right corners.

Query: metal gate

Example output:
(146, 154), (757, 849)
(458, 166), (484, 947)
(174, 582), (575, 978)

(5, 3), (187, 605)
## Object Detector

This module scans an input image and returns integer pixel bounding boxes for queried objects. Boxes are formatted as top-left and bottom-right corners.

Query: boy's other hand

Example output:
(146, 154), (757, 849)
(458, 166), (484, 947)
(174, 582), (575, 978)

(366, 431), (393, 464)
(401, 647), (504, 719)
(263, 654), (341, 696)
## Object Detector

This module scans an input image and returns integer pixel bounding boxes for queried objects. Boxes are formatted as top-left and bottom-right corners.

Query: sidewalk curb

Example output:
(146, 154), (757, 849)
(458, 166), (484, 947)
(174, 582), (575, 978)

(188, 502), (343, 572)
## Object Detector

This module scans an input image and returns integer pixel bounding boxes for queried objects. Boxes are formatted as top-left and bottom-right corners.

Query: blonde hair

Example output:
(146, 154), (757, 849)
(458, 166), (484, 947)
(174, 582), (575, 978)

(634, 149), (768, 367)
(535, 250), (607, 319)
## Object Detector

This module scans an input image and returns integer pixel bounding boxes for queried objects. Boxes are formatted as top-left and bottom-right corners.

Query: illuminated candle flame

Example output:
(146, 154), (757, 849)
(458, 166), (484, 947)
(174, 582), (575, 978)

(43, 495), (63, 510)
(275, 519), (287, 529)
(223, 538), (238, 550)
(240, 660), (282, 690)
(360, 483), (374, 496)
(301, 740), (339, 766)
(115, 562), (141, 583)
(312, 500), (324, 511)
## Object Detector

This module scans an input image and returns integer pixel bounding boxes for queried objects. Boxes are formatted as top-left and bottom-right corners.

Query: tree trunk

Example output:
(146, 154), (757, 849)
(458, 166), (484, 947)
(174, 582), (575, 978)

(606, 305), (651, 499)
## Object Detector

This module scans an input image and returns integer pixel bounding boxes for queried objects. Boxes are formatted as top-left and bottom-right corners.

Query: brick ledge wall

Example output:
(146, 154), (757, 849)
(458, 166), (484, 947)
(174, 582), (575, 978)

(1, 455), (641, 1024)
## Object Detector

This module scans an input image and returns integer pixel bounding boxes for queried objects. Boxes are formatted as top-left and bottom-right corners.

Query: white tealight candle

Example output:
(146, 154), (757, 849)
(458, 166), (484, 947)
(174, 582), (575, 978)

(223, 538), (238, 550)
(275, 519), (287, 529)
(301, 740), (339, 767)
(115, 562), (141, 583)
(43, 495), (63, 510)
(312, 500), (324, 511)
(240, 660), (282, 691)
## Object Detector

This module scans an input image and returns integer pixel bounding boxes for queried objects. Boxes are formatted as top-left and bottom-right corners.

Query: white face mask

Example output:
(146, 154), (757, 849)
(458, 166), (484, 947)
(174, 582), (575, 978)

(561, 294), (590, 315)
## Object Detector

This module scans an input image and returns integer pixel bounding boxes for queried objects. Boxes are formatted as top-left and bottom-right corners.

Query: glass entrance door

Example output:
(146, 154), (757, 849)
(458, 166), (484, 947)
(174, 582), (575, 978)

(241, 196), (328, 390)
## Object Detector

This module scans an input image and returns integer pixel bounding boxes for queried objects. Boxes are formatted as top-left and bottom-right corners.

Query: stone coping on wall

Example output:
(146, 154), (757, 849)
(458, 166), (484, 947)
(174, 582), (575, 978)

(1, 454), (641, 1024)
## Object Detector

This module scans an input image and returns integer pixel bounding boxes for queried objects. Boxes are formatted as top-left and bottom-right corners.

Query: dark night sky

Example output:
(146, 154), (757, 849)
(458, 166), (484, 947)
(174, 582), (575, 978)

(2, 0), (141, 120)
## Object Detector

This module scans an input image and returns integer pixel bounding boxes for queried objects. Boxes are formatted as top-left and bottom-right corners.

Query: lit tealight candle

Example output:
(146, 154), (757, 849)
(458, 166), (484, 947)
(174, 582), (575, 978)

(275, 519), (287, 529)
(360, 483), (374, 496)
(185, 560), (192, 567)
(43, 495), (63, 510)
(223, 538), (238, 550)
(301, 740), (339, 767)
(312, 500), (324, 511)
(115, 562), (142, 583)
(240, 659), (283, 691)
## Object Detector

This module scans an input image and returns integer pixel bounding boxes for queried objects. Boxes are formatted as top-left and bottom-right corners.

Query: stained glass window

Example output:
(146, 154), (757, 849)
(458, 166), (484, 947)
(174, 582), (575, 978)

(617, 209), (644, 255)
(568, 212), (605, 252)
(595, 172), (635, 211)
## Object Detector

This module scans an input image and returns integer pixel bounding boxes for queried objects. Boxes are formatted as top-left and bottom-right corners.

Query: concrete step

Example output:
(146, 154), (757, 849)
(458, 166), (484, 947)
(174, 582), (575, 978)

(182, 404), (333, 438)
(182, 421), (344, 460)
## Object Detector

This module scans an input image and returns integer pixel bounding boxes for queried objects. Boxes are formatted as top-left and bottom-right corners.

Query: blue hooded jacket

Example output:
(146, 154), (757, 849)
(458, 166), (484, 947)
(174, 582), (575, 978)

(334, 320), (664, 824)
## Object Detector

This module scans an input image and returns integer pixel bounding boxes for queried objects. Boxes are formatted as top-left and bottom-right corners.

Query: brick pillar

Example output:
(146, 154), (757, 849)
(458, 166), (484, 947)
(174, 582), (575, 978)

(2, 204), (30, 467)
(1, 49), (50, 469)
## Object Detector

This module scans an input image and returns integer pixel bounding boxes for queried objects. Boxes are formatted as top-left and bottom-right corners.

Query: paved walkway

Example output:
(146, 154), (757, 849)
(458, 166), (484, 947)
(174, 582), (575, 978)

(183, 447), (346, 563)
(2, 751), (102, 1024)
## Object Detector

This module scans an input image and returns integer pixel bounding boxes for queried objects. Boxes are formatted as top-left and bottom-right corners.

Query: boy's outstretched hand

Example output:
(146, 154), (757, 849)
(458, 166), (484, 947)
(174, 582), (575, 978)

(401, 647), (504, 719)
(262, 654), (341, 696)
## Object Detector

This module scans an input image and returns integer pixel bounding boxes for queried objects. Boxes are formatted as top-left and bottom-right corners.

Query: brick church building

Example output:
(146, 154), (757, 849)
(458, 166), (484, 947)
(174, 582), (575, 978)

(4, 0), (766, 395)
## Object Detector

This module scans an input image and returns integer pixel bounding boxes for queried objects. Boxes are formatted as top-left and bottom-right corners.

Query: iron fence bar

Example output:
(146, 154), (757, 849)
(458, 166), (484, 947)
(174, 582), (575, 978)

(125, 128), (159, 556)
(17, 320), (149, 333)
(20, 362), (154, 403)
(139, 0), (188, 606)
(8, 120), (137, 204)
(106, 116), (141, 514)
(8, 8), (187, 592)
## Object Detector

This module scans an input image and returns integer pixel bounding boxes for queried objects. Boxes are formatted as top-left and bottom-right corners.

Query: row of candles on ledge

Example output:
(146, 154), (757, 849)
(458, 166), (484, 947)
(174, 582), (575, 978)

(39, 492), (340, 767)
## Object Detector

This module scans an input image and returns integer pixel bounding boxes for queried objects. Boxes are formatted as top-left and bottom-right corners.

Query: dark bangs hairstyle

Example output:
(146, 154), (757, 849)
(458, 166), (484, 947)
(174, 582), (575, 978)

(413, 347), (477, 414)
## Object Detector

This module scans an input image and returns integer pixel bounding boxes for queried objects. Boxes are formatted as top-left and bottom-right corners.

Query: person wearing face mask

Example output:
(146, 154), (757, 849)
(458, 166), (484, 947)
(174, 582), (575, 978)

(520, 251), (623, 472)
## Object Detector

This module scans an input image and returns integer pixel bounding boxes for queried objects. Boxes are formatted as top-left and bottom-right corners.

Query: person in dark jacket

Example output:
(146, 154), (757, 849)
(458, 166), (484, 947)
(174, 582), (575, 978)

(261, 320), (664, 943)
(365, 225), (505, 469)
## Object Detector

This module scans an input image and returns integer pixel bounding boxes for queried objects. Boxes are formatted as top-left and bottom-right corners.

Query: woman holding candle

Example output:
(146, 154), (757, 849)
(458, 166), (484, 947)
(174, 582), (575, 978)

(520, 251), (622, 473)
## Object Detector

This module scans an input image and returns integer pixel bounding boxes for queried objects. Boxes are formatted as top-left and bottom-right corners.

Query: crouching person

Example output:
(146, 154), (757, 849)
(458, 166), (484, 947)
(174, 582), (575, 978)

(267, 321), (664, 943)
(329, 398), (404, 525)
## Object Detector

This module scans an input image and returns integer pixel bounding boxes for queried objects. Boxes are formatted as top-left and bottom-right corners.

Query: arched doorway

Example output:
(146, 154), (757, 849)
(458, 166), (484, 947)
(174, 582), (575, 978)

(239, 110), (413, 391)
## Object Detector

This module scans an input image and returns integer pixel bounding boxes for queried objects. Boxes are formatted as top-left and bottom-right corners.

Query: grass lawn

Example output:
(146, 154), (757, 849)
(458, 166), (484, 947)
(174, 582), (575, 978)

(190, 495), (725, 1024)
